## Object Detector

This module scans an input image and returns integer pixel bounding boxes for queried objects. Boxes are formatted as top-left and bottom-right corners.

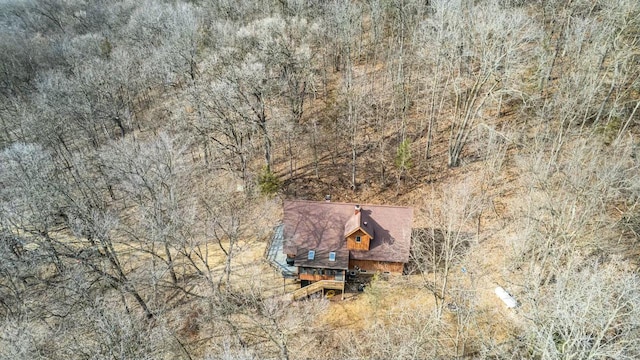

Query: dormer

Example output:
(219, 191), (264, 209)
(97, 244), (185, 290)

(344, 205), (374, 251)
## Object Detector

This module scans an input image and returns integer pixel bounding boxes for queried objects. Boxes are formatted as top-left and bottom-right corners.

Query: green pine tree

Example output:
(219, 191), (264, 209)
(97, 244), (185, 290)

(395, 139), (413, 172)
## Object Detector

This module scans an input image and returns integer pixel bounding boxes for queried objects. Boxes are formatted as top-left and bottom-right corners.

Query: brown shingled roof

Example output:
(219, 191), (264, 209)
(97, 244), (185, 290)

(283, 200), (413, 268)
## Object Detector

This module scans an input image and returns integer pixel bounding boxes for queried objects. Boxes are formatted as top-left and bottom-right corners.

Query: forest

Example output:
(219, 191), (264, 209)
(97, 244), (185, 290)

(1, 0), (640, 358)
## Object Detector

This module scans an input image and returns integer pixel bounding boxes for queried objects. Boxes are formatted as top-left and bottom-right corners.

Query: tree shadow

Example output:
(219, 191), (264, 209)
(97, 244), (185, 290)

(404, 227), (474, 275)
(359, 209), (393, 251)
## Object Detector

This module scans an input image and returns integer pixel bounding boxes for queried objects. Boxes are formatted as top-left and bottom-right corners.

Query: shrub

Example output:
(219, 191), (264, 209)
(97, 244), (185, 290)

(257, 166), (280, 195)
(395, 139), (413, 172)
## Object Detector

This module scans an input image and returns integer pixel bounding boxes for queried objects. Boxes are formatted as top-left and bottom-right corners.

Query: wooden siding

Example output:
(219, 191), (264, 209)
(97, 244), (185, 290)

(349, 259), (404, 274)
(298, 267), (343, 281)
(346, 229), (370, 251)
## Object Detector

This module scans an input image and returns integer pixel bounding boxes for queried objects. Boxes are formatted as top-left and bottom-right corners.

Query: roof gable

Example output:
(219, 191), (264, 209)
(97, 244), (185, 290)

(343, 211), (374, 239)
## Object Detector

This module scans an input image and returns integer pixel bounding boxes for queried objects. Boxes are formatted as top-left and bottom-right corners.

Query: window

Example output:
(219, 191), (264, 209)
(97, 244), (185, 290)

(355, 236), (361, 243)
(308, 250), (315, 260)
(329, 252), (336, 262)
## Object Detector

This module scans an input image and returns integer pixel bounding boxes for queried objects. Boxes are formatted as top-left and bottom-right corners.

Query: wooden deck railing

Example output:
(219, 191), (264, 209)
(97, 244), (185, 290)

(291, 280), (345, 301)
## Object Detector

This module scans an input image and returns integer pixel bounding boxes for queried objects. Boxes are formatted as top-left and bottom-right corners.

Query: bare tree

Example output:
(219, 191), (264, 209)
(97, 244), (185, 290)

(204, 282), (330, 360)
(416, 0), (537, 167)
(411, 181), (484, 317)
(203, 189), (250, 290)
(522, 260), (640, 359)
(341, 292), (441, 359)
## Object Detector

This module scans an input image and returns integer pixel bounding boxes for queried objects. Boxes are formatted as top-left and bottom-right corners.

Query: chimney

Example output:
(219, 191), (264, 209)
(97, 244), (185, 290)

(325, 194), (331, 202)
(355, 204), (361, 215)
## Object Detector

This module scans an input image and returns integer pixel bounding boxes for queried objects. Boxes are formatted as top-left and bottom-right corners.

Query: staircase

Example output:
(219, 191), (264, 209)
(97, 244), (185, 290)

(292, 280), (345, 301)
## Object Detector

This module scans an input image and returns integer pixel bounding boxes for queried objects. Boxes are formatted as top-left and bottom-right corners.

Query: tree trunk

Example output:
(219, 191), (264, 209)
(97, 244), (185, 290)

(165, 242), (178, 285)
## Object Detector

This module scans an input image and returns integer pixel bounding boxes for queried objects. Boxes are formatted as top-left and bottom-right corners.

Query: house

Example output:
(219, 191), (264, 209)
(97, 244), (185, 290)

(282, 200), (413, 288)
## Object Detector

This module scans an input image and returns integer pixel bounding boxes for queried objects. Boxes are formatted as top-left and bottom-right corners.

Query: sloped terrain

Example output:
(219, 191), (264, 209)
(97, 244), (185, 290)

(1, 0), (640, 359)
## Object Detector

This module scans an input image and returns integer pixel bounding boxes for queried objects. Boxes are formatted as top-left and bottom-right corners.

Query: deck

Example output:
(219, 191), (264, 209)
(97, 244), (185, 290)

(265, 223), (297, 278)
(291, 280), (345, 301)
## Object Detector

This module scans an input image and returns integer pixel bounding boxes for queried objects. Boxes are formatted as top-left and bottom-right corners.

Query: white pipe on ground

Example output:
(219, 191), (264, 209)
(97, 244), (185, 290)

(495, 286), (518, 308)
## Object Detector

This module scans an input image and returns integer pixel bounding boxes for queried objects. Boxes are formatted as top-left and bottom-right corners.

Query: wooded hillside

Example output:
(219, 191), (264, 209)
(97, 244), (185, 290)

(1, 0), (640, 358)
